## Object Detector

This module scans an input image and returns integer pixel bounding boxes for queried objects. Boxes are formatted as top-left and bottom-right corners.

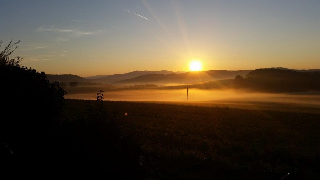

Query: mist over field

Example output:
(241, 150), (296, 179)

(61, 68), (320, 114)
(65, 88), (320, 110)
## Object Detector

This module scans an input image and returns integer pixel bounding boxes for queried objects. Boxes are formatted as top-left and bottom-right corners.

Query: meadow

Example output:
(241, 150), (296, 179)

(63, 99), (320, 179)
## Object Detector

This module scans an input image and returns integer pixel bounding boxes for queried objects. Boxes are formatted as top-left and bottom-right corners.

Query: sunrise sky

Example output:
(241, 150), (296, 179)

(1, 0), (320, 76)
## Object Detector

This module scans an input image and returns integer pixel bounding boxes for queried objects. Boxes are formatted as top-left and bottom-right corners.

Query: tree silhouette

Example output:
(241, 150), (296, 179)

(0, 40), (66, 176)
(234, 68), (320, 92)
(0, 40), (143, 178)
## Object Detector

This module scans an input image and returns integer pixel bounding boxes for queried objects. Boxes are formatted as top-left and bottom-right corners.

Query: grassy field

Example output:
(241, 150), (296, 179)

(63, 99), (320, 179)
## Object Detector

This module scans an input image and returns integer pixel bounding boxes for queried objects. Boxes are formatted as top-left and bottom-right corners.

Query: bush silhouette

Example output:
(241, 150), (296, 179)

(0, 40), (65, 176)
(0, 40), (65, 126)
(0, 40), (143, 178)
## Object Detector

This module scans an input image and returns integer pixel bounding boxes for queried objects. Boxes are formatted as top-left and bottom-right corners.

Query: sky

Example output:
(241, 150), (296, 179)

(1, 0), (320, 76)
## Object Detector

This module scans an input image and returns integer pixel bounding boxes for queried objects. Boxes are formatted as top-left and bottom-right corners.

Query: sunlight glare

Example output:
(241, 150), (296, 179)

(189, 60), (203, 71)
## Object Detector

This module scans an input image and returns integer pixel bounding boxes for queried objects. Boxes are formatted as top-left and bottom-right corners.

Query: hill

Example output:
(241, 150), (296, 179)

(46, 74), (89, 83)
(115, 70), (250, 85)
(88, 70), (176, 83)
(235, 68), (320, 92)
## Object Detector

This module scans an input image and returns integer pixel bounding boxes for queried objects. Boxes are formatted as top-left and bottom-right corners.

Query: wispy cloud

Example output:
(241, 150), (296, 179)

(71, 19), (99, 24)
(37, 26), (103, 37)
(23, 54), (54, 62)
(122, 9), (149, 21)
(71, 20), (83, 23)
(23, 50), (68, 62)
(20, 44), (47, 51)
(55, 37), (71, 42)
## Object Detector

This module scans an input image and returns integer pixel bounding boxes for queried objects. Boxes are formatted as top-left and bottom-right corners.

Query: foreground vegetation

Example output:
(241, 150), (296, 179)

(1, 41), (142, 178)
(62, 100), (320, 179)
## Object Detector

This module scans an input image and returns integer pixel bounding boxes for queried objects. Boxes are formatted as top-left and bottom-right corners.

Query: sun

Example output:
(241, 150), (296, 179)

(189, 60), (203, 71)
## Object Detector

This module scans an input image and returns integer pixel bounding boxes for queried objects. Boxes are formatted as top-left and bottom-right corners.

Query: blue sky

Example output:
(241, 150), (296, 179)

(1, 0), (319, 76)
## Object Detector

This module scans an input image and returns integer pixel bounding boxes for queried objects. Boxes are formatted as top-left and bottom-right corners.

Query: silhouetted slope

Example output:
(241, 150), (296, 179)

(115, 70), (250, 85)
(298, 69), (320, 72)
(89, 70), (175, 83)
(235, 68), (320, 92)
(161, 79), (235, 90)
(190, 79), (235, 89)
(47, 74), (89, 83)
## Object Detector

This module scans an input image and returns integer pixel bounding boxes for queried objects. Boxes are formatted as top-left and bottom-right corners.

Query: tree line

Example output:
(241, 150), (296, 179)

(234, 68), (320, 92)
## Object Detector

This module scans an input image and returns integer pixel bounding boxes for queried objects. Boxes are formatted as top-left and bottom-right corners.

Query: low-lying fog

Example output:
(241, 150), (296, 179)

(65, 89), (320, 106)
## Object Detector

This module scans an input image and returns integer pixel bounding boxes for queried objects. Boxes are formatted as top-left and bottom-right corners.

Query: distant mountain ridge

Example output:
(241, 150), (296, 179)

(47, 68), (320, 85)
(115, 70), (251, 85)
(235, 68), (320, 92)
(46, 74), (88, 83)
(86, 70), (179, 80)
(89, 70), (177, 84)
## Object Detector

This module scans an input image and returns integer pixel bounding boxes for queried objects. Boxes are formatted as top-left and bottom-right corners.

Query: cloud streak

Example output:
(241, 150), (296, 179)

(37, 26), (103, 36)
(55, 37), (71, 42)
(71, 20), (83, 22)
(122, 9), (149, 21)
(20, 44), (47, 51)
(23, 54), (54, 62)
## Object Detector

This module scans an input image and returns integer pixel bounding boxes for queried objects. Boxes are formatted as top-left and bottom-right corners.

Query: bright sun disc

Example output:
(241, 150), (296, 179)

(189, 60), (202, 71)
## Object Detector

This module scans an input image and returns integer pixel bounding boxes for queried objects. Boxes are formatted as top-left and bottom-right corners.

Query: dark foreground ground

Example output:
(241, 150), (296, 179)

(60, 99), (320, 179)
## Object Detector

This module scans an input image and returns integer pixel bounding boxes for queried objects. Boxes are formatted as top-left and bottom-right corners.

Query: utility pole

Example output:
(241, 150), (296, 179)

(187, 87), (189, 101)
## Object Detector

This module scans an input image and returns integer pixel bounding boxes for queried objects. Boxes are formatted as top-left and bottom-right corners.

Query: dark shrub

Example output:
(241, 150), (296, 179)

(0, 41), (143, 178)
(0, 40), (65, 176)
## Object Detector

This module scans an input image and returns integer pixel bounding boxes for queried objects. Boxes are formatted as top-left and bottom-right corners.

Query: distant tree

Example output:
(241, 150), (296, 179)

(235, 68), (320, 92)
(235, 75), (244, 81)
(234, 75), (244, 87)
(69, 81), (78, 87)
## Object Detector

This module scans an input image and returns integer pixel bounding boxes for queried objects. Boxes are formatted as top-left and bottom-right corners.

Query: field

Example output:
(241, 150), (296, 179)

(63, 99), (320, 179)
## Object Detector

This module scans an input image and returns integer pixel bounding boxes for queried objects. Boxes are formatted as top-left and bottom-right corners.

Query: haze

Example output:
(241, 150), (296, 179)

(1, 0), (320, 76)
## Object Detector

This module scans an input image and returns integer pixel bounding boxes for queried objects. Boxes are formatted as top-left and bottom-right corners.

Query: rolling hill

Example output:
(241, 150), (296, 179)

(87, 70), (176, 83)
(46, 74), (88, 83)
(235, 68), (320, 92)
(115, 70), (251, 85)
